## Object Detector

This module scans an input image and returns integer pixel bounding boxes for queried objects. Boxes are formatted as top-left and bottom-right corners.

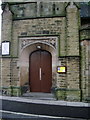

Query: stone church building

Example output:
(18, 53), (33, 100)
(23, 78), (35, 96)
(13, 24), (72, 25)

(1, 1), (90, 102)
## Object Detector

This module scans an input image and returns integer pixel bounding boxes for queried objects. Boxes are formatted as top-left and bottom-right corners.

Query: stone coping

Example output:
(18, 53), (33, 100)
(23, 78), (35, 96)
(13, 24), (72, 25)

(0, 96), (89, 107)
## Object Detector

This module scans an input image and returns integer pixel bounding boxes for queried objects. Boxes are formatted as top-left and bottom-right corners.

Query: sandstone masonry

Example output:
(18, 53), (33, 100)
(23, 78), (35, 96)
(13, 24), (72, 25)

(1, 2), (90, 102)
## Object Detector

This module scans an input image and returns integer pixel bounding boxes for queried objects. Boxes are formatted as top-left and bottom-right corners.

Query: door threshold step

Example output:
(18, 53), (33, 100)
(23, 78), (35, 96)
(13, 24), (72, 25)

(22, 92), (56, 100)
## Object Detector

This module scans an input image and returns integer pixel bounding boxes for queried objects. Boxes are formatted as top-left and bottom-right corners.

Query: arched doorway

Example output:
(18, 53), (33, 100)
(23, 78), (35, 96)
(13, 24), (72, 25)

(29, 50), (52, 93)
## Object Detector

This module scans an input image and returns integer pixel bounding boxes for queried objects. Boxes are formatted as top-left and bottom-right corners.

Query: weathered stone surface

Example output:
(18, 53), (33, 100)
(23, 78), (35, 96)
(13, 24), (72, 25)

(1, 2), (90, 102)
(80, 40), (90, 102)
(66, 4), (80, 56)
(9, 2), (65, 19)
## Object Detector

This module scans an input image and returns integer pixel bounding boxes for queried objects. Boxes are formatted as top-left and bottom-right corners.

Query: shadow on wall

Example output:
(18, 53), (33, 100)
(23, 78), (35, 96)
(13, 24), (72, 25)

(21, 82), (30, 94)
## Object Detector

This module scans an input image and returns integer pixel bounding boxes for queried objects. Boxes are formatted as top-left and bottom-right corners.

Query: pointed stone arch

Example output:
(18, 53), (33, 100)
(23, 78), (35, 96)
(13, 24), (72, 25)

(18, 36), (58, 93)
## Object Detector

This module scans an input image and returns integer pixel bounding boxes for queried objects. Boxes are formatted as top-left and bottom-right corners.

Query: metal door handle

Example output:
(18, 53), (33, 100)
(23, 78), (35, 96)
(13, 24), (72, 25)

(40, 68), (41, 80)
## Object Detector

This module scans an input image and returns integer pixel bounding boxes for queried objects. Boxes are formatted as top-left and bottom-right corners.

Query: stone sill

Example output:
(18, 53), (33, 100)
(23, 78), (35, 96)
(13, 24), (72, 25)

(13, 15), (66, 21)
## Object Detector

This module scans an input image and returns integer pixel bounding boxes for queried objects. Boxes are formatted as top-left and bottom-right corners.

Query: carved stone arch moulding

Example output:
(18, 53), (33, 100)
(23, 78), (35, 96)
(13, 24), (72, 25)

(19, 36), (58, 52)
(18, 36), (58, 91)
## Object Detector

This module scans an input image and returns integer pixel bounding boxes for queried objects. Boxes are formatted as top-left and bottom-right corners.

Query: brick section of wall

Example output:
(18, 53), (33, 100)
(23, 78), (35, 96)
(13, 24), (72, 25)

(10, 58), (19, 86)
(60, 18), (66, 56)
(57, 58), (67, 88)
(57, 57), (80, 89)
(12, 17), (66, 57)
(1, 58), (11, 87)
(80, 29), (90, 40)
(56, 57), (80, 101)
(1, 58), (19, 87)
(1, 2), (82, 101)
(66, 57), (80, 89)
(81, 40), (90, 102)
(66, 4), (80, 56)
(10, 2), (65, 19)
(80, 25), (90, 102)
(2, 4), (12, 42)
(1, 58), (19, 96)
(0, 57), (1, 87)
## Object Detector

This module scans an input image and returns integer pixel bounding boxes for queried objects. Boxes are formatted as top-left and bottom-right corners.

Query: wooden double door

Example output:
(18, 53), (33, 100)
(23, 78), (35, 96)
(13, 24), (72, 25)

(29, 50), (52, 93)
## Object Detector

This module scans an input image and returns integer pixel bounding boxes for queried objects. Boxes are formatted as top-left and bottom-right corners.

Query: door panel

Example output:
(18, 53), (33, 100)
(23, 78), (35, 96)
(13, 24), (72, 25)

(41, 51), (52, 92)
(29, 50), (52, 93)
(30, 51), (41, 92)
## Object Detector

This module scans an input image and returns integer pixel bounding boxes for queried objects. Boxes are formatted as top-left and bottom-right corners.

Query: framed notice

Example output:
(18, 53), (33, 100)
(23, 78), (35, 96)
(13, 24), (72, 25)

(2, 41), (10, 55)
(57, 66), (66, 74)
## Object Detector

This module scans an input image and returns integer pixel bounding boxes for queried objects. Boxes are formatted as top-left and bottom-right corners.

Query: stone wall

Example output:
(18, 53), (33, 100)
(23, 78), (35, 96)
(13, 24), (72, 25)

(80, 25), (90, 102)
(12, 17), (66, 57)
(55, 3), (81, 101)
(1, 58), (11, 87)
(2, 4), (12, 42)
(56, 56), (80, 101)
(1, 58), (20, 96)
(1, 58), (11, 95)
(9, 2), (65, 19)
(1, 2), (88, 102)
(66, 3), (80, 56)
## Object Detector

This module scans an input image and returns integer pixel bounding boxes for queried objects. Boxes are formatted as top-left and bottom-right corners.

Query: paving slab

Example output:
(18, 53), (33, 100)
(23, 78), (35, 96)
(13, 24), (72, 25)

(0, 95), (89, 107)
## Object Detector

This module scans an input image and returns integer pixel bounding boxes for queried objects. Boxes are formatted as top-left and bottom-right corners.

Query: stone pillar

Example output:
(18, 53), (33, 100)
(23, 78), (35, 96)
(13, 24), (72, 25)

(1, 3), (13, 95)
(2, 3), (12, 42)
(65, 2), (81, 101)
(66, 2), (80, 56)
(80, 27), (90, 102)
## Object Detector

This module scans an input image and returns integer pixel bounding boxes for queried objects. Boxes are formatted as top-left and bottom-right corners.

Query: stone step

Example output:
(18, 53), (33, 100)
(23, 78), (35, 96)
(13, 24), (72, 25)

(22, 92), (56, 100)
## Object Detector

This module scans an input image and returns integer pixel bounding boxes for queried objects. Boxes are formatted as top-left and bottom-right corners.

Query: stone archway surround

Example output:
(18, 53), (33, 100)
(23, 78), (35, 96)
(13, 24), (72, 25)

(18, 36), (58, 93)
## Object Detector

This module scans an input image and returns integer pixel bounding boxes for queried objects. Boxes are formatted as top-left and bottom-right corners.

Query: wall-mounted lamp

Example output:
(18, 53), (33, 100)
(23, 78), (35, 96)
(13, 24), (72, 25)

(36, 45), (42, 49)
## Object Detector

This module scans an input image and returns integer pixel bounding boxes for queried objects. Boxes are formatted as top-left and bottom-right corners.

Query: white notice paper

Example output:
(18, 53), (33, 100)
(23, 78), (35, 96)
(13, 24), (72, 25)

(2, 42), (9, 55)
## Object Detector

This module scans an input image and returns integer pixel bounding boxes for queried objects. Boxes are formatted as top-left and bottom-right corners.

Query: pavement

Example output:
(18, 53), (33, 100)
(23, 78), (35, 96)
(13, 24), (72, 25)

(0, 95), (89, 107)
(0, 95), (90, 119)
